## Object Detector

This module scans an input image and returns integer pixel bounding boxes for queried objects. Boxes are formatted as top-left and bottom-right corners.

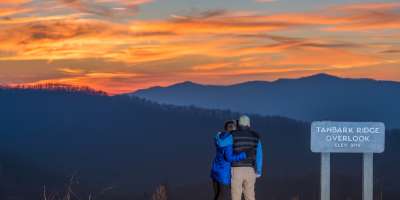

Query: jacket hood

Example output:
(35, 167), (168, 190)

(215, 132), (233, 147)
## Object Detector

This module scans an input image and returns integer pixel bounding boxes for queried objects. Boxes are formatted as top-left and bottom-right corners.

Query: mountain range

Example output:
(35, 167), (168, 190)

(131, 73), (400, 129)
(0, 84), (399, 200)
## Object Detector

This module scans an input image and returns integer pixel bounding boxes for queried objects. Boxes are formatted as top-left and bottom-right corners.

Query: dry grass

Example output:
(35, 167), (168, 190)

(41, 176), (169, 200)
(151, 185), (168, 200)
(42, 175), (112, 200)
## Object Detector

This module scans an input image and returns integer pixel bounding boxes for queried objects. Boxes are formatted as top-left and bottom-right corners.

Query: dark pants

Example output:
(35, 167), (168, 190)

(212, 181), (230, 200)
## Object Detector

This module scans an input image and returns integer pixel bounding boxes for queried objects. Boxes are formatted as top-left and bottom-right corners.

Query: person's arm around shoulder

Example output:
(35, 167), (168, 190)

(255, 140), (263, 178)
(224, 135), (247, 162)
(224, 145), (246, 162)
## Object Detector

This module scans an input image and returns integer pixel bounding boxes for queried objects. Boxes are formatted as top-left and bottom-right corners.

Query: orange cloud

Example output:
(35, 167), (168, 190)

(192, 62), (233, 71)
(0, 18), (132, 61)
(2, 2), (398, 62)
(334, 2), (400, 11)
(131, 11), (295, 35)
(324, 2), (400, 31)
(0, 13), (86, 25)
(0, 6), (32, 17)
(58, 67), (85, 74)
(0, 0), (32, 4)
(274, 47), (383, 69)
(183, 44), (383, 77)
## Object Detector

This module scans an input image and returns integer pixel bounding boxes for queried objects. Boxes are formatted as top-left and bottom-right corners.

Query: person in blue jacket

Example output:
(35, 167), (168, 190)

(210, 120), (247, 200)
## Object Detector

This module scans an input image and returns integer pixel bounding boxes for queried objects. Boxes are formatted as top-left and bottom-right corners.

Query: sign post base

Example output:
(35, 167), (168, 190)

(321, 153), (331, 200)
(363, 153), (373, 200)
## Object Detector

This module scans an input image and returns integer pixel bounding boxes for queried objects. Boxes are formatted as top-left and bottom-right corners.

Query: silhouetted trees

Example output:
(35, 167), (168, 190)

(1, 83), (107, 96)
(0, 86), (399, 200)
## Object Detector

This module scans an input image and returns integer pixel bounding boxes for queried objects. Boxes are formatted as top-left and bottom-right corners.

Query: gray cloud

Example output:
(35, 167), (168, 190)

(57, 0), (139, 17)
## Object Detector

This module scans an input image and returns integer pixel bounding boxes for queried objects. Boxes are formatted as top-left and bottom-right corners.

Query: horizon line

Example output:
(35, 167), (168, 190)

(3, 72), (400, 96)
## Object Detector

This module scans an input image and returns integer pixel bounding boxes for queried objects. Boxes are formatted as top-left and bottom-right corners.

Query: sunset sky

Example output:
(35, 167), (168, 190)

(1, 0), (399, 94)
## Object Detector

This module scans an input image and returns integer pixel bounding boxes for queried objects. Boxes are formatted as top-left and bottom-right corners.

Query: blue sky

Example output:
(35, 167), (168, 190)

(136, 0), (398, 19)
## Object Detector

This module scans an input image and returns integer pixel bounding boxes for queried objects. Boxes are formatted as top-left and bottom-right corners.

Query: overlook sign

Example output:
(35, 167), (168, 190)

(311, 121), (385, 153)
(311, 121), (385, 200)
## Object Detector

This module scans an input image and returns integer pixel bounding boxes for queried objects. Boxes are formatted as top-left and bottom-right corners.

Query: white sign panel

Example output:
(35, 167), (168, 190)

(311, 121), (385, 153)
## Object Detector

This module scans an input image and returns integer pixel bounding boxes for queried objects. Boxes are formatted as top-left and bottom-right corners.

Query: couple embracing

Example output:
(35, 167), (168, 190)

(211, 115), (263, 200)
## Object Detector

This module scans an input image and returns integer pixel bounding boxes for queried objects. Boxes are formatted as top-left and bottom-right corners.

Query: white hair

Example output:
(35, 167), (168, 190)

(239, 115), (250, 127)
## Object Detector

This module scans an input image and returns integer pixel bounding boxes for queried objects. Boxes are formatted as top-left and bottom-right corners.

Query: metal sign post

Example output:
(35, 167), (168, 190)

(311, 121), (385, 200)
(363, 153), (373, 200)
(321, 153), (330, 200)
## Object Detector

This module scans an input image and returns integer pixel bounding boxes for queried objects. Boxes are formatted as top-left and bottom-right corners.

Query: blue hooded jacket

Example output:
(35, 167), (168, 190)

(210, 132), (247, 185)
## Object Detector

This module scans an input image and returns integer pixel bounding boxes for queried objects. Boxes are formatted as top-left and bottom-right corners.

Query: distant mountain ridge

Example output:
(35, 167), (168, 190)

(131, 73), (400, 128)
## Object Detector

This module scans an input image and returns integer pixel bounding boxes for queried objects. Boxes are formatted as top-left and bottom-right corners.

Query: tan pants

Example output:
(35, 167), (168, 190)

(231, 167), (256, 200)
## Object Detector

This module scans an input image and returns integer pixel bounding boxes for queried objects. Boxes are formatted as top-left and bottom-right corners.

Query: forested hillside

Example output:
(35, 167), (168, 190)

(0, 85), (399, 200)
